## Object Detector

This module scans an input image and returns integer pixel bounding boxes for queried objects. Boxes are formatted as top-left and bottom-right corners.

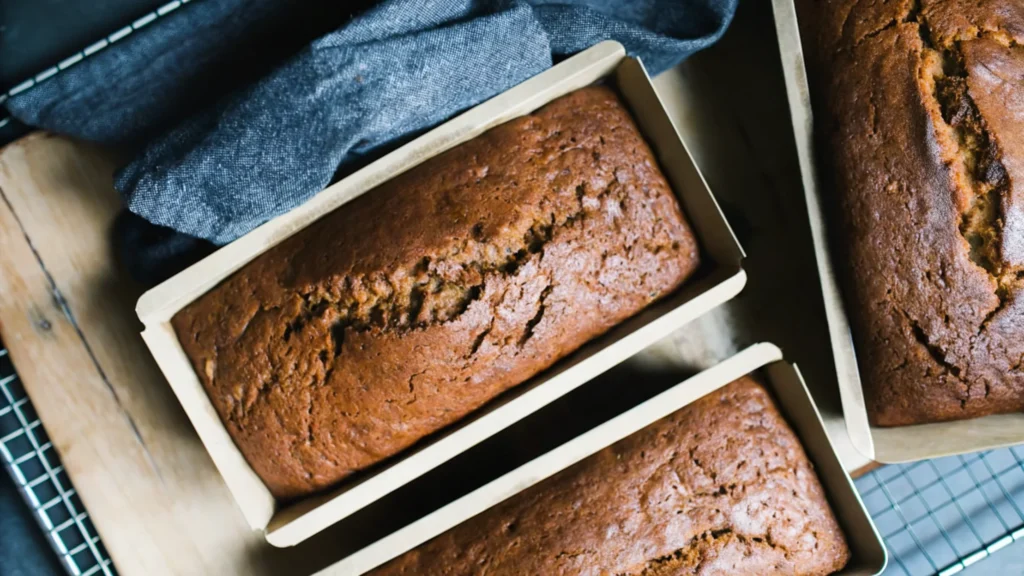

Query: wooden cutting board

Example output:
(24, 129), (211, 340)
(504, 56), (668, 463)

(0, 133), (357, 575)
(0, 3), (873, 574)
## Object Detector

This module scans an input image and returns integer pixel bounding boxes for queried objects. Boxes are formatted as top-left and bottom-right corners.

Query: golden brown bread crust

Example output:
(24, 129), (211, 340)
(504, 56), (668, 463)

(370, 376), (850, 576)
(172, 86), (700, 498)
(796, 0), (1024, 426)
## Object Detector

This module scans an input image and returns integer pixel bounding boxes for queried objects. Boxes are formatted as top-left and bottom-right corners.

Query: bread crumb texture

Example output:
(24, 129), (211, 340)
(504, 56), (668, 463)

(172, 86), (700, 498)
(797, 0), (1024, 426)
(370, 377), (850, 576)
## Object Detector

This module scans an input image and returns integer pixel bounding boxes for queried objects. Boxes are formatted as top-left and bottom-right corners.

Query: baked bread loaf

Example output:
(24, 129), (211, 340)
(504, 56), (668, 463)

(172, 86), (700, 498)
(796, 0), (1024, 426)
(370, 376), (851, 575)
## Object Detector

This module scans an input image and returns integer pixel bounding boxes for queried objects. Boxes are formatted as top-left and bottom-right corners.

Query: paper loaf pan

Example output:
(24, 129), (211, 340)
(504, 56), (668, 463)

(135, 40), (746, 546)
(316, 343), (888, 575)
(771, 0), (1024, 463)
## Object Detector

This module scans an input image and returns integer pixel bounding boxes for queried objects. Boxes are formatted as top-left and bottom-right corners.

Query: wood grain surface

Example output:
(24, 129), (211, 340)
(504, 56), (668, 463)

(0, 134), (343, 575)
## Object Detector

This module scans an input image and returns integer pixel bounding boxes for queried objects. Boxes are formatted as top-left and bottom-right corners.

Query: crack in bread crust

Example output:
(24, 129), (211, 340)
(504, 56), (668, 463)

(218, 170), (634, 427)
(170, 86), (701, 497)
(797, 0), (1024, 426)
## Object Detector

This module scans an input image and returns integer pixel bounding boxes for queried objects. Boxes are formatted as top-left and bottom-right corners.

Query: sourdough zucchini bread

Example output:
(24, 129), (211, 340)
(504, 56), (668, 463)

(172, 86), (700, 498)
(370, 376), (851, 575)
(797, 0), (1024, 426)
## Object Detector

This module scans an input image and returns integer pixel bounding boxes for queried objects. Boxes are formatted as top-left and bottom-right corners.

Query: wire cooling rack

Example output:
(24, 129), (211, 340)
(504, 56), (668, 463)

(2, 330), (1023, 576)
(857, 449), (1024, 575)
(0, 343), (116, 576)
(0, 0), (193, 139)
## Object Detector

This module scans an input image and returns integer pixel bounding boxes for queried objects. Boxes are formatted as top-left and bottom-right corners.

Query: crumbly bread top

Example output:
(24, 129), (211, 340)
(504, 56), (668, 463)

(797, 0), (1024, 425)
(371, 376), (850, 576)
(172, 86), (699, 497)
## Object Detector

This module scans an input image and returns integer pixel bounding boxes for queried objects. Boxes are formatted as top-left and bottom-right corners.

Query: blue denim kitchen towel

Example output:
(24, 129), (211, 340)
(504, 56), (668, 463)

(8, 0), (736, 279)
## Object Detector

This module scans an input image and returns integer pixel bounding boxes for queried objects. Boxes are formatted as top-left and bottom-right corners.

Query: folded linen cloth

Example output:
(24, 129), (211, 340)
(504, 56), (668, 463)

(8, 0), (737, 282)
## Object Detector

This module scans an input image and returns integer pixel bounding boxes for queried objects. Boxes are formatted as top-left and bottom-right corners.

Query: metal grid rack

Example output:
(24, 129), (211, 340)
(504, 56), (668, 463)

(857, 449), (1024, 575)
(0, 0), (193, 133)
(0, 343), (116, 576)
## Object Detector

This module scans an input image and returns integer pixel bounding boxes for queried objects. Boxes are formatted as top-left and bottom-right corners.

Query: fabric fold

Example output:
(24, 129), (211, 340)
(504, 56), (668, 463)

(7, 0), (737, 281)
